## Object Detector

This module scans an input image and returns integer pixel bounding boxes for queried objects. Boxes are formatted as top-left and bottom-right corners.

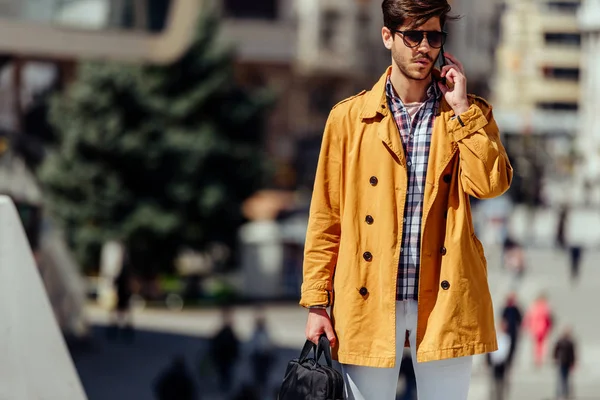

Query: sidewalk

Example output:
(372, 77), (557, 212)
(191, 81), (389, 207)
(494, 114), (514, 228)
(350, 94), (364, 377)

(469, 247), (600, 400)
(79, 246), (600, 399)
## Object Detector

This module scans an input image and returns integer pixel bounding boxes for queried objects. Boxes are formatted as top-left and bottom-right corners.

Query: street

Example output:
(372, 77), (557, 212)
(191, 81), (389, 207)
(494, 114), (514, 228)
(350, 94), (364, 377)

(73, 246), (600, 400)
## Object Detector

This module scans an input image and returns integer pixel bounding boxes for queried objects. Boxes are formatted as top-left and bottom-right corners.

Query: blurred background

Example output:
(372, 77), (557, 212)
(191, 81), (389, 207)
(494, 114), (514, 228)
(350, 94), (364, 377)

(0, 0), (599, 399)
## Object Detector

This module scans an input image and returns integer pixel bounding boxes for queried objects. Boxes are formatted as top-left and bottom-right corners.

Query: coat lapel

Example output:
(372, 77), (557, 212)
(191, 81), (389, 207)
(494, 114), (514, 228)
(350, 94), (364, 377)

(361, 68), (407, 165)
(378, 115), (406, 165)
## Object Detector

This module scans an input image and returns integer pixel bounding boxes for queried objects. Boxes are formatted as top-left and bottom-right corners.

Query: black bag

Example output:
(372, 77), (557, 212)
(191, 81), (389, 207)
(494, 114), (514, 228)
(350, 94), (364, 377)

(278, 335), (344, 400)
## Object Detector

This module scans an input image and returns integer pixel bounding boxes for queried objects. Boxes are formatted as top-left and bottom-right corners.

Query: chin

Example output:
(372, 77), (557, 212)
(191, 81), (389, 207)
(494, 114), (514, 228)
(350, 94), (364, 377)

(409, 71), (431, 81)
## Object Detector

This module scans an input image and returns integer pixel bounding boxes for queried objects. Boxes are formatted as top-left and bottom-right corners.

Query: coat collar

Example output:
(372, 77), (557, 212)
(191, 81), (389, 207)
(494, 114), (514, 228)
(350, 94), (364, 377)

(360, 66), (453, 120)
(360, 67), (392, 120)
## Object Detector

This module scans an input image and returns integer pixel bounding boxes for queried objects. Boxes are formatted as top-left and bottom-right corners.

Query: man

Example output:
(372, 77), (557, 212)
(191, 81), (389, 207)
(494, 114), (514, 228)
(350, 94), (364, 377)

(300, 1), (513, 399)
(553, 327), (577, 400)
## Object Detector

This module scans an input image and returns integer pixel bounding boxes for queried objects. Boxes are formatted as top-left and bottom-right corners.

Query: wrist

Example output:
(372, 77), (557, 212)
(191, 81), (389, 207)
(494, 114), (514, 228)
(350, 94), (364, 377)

(453, 102), (469, 116)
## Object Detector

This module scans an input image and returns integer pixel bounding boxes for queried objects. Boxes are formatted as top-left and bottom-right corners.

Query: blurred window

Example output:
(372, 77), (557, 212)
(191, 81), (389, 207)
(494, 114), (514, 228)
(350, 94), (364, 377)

(542, 67), (580, 81)
(537, 102), (578, 111)
(321, 10), (341, 51)
(112, 0), (173, 32)
(544, 32), (581, 46)
(544, 2), (580, 13)
(223, 0), (278, 20)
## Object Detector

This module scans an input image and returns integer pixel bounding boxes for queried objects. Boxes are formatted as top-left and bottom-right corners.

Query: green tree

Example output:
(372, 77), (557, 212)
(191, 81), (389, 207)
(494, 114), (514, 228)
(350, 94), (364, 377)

(39, 14), (272, 275)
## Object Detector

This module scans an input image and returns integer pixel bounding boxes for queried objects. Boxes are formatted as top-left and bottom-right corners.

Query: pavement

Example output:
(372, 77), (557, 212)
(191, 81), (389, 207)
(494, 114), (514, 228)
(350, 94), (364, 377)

(73, 245), (600, 400)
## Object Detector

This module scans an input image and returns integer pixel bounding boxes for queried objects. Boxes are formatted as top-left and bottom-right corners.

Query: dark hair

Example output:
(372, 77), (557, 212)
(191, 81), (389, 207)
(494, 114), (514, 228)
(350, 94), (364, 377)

(382, 0), (458, 30)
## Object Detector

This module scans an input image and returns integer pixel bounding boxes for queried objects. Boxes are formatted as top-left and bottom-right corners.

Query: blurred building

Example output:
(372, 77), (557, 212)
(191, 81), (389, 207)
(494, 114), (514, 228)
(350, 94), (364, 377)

(215, 0), (388, 190)
(445, 0), (501, 97)
(494, 0), (581, 128)
(492, 0), (582, 205)
(576, 0), (600, 204)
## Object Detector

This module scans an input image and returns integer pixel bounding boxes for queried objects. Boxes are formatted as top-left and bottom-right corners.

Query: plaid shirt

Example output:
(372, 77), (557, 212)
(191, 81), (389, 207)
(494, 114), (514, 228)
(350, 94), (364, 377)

(385, 77), (440, 301)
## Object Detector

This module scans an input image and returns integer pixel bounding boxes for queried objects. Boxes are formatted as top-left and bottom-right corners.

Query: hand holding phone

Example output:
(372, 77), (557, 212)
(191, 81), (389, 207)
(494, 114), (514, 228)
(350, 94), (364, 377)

(435, 51), (470, 115)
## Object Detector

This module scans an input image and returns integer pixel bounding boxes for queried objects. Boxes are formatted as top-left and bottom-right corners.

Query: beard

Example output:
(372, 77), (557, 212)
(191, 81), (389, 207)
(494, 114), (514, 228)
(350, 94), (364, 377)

(392, 49), (435, 81)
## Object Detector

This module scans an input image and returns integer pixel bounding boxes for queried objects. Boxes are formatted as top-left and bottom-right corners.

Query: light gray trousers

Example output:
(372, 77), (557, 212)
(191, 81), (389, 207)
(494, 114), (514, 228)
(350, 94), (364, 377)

(342, 300), (473, 400)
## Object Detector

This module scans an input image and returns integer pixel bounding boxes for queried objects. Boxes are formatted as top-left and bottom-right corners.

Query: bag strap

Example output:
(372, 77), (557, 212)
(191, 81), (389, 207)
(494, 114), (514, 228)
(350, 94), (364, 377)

(299, 339), (316, 363)
(316, 334), (333, 367)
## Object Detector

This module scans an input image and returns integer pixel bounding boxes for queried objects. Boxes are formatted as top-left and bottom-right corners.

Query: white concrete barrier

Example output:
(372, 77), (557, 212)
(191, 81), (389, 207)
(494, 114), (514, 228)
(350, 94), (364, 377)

(0, 196), (86, 399)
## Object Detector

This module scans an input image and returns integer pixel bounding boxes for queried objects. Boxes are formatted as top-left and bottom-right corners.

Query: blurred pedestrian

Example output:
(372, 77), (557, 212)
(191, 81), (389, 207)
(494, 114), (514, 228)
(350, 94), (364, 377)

(486, 320), (511, 400)
(523, 293), (554, 368)
(248, 308), (274, 396)
(556, 205), (568, 250)
(502, 238), (526, 290)
(553, 327), (577, 400)
(210, 307), (240, 394)
(107, 249), (135, 342)
(557, 205), (584, 284)
(154, 355), (197, 400)
(501, 292), (523, 368)
(568, 246), (583, 284)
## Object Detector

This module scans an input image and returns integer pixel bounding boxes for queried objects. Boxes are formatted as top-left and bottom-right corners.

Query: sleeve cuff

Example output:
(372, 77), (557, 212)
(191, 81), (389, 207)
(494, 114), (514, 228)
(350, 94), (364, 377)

(299, 287), (333, 308)
(449, 103), (490, 142)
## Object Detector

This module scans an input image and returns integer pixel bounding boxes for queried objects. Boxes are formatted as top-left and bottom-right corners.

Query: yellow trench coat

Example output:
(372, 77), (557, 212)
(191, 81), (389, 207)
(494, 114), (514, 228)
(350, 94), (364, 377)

(300, 68), (513, 367)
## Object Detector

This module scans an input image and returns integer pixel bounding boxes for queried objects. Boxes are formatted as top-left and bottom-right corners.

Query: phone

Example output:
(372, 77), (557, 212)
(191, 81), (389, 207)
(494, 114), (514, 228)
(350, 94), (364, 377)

(432, 24), (448, 85)
(432, 44), (447, 85)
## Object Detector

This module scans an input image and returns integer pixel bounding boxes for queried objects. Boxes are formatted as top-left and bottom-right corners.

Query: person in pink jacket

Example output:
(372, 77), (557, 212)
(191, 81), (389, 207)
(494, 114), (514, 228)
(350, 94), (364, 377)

(523, 293), (554, 367)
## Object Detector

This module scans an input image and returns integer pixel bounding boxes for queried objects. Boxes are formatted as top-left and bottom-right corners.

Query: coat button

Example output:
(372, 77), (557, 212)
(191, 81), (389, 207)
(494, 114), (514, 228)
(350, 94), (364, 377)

(363, 252), (373, 262)
(359, 287), (368, 296)
(441, 280), (450, 290)
(369, 176), (378, 186)
(365, 215), (374, 225)
(440, 247), (447, 255)
(443, 174), (452, 183)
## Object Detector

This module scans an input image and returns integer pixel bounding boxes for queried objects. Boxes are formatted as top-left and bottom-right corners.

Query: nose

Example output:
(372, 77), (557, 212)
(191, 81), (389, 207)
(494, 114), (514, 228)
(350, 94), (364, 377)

(418, 35), (432, 52)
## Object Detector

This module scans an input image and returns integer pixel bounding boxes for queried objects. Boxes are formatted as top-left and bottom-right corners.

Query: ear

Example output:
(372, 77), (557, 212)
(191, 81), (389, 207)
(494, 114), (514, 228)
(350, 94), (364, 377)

(382, 26), (394, 50)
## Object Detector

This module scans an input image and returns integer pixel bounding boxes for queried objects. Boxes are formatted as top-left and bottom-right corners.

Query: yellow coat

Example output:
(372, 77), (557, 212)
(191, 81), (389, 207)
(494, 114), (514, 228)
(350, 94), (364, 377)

(300, 68), (513, 367)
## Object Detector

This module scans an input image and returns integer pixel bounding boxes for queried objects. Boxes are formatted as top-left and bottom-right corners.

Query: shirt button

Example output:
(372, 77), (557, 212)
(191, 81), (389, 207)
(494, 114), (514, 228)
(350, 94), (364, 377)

(407, 161), (412, 167)
(403, 218), (407, 223)
(400, 248), (404, 253)
(410, 134), (414, 139)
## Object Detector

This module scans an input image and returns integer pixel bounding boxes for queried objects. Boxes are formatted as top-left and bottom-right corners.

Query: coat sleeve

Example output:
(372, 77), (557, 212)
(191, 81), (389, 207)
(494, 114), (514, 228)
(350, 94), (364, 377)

(299, 111), (341, 308)
(447, 97), (513, 199)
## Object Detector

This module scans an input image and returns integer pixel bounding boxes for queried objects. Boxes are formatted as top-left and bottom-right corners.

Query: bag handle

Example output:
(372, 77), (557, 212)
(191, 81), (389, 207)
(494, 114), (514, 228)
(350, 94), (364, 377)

(299, 339), (316, 363)
(316, 334), (333, 367)
(299, 335), (334, 367)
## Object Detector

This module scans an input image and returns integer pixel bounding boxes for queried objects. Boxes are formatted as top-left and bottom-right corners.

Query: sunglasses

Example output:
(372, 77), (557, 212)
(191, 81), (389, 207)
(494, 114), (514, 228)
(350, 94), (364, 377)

(392, 30), (447, 49)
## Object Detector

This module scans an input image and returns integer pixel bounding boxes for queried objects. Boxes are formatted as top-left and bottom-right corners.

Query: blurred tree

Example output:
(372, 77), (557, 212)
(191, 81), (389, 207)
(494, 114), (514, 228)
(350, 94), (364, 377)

(38, 13), (273, 275)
